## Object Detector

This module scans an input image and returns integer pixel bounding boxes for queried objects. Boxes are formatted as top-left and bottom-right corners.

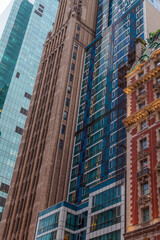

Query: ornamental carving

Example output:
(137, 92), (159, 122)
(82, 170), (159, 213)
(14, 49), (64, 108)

(136, 91), (147, 103)
(123, 98), (160, 127)
(147, 30), (160, 44)
(124, 66), (160, 94)
(137, 168), (150, 181)
(138, 149), (150, 160)
(138, 194), (151, 205)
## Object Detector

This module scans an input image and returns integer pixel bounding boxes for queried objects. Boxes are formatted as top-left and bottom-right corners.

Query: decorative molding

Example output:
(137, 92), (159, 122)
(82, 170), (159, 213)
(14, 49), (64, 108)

(136, 168), (150, 181)
(137, 149), (150, 160)
(138, 194), (152, 205)
(124, 66), (160, 94)
(153, 81), (160, 93)
(136, 91), (147, 103)
(123, 98), (160, 128)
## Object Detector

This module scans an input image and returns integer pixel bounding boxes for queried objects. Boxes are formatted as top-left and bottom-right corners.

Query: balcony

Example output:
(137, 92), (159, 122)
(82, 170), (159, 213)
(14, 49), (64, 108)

(137, 168), (150, 181)
(138, 194), (151, 205)
(137, 149), (150, 160)
(136, 91), (147, 102)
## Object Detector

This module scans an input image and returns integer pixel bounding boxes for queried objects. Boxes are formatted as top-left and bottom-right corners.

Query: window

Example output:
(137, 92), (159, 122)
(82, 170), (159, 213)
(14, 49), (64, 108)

(0, 183), (9, 194)
(111, 111), (115, 119)
(140, 138), (147, 150)
(34, 10), (42, 17)
(139, 101), (145, 110)
(15, 126), (23, 135)
(136, 5), (140, 11)
(85, 69), (89, 77)
(140, 120), (146, 130)
(74, 44), (78, 51)
(39, 3), (44, 9)
(38, 8), (43, 13)
(157, 77), (160, 82)
(66, 98), (70, 107)
(138, 70), (144, 78)
(0, 196), (6, 207)
(20, 107), (28, 116)
(136, 20), (140, 27)
(110, 134), (114, 143)
(71, 63), (75, 71)
(138, 85), (145, 94)
(67, 85), (72, 94)
(73, 155), (79, 166)
(156, 61), (160, 67)
(136, 28), (140, 35)
(75, 34), (79, 41)
(87, 137), (90, 145)
(141, 182), (149, 195)
(141, 158), (148, 170)
(61, 125), (66, 135)
(142, 207), (149, 222)
(73, 52), (76, 60)
(110, 123), (114, 131)
(157, 92), (160, 99)
(158, 129), (160, 140)
(16, 72), (20, 78)
(111, 100), (115, 108)
(59, 140), (64, 150)
(38, 213), (59, 235)
(90, 206), (121, 232)
(63, 111), (68, 120)
(24, 92), (32, 100)
(70, 179), (77, 191)
(69, 73), (73, 82)
(109, 147), (113, 156)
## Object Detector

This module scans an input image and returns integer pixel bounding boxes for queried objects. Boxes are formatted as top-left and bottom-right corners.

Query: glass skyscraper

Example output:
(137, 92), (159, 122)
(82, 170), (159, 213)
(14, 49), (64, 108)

(0, 0), (58, 220)
(69, 0), (146, 204)
(34, 0), (160, 240)
(69, 0), (160, 205)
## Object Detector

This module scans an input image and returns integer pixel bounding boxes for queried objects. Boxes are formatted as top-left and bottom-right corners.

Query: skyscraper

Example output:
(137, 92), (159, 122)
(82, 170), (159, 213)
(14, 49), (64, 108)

(0, 0), (59, 221)
(0, 0), (98, 239)
(34, 0), (160, 240)
(68, 0), (160, 207)
(1, 0), (160, 240)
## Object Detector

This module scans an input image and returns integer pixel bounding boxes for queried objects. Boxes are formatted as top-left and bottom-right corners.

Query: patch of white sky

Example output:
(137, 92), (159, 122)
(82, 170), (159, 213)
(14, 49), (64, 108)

(0, 0), (14, 38)
(0, 0), (35, 39)
(0, 0), (13, 15)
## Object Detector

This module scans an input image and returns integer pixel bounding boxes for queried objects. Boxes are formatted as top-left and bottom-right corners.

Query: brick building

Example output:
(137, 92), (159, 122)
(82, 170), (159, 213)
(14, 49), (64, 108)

(124, 31), (160, 239)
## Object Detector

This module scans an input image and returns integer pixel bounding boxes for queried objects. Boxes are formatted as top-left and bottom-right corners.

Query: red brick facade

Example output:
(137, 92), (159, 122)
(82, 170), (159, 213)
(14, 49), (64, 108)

(124, 38), (160, 239)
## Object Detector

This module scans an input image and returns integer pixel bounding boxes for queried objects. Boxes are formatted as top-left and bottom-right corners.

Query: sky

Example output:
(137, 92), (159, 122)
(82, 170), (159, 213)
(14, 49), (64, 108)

(0, 0), (12, 15)
(0, 0), (13, 38)
(0, 0), (35, 38)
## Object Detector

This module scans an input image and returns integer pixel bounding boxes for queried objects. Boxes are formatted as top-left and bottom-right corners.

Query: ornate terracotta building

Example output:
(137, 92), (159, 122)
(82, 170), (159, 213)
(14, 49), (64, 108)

(0, 0), (98, 239)
(123, 31), (160, 239)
